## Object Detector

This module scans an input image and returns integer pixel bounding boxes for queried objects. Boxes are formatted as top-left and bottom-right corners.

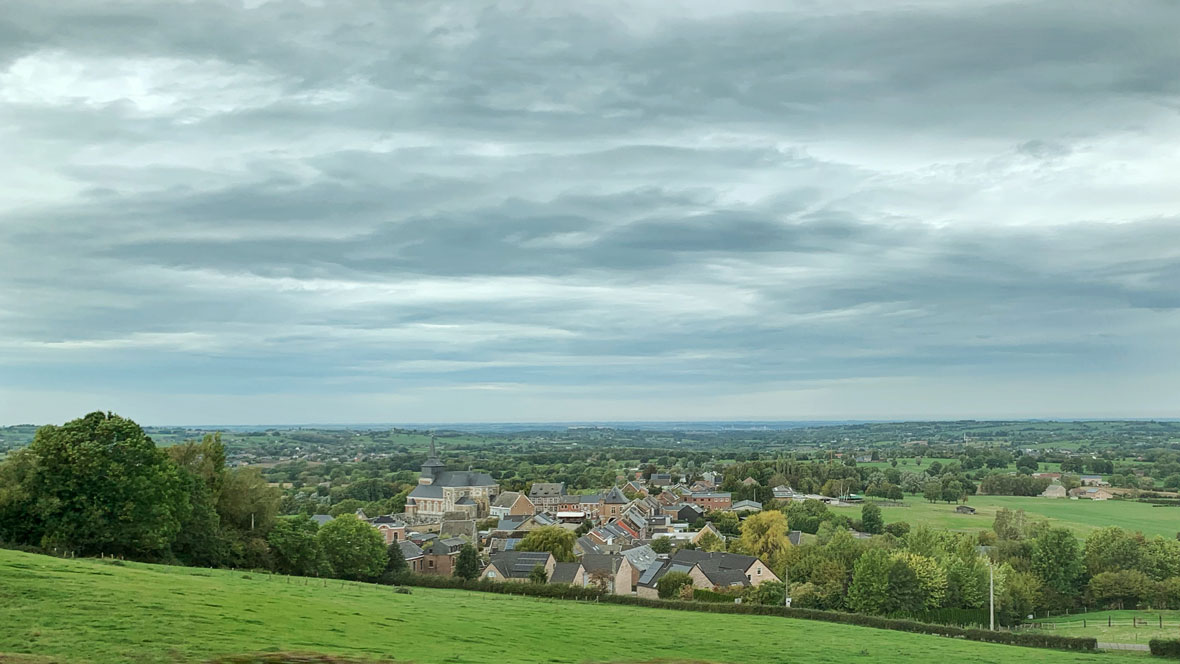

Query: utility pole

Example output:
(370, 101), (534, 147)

(989, 564), (995, 631)
(784, 567), (791, 608)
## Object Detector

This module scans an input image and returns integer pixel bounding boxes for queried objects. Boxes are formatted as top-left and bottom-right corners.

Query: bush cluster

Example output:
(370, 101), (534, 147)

(1150, 639), (1180, 658)
(405, 574), (605, 600)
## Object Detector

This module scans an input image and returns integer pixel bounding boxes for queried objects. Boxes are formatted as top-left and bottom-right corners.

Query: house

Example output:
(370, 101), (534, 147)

(684, 492), (732, 511)
(1041, 484), (1068, 499)
(1081, 475), (1110, 487)
(1070, 487), (1114, 501)
(649, 473), (673, 487)
(310, 514), (334, 527)
(701, 471), (721, 486)
(421, 537), (466, 576)
(549, 561), (585, 586)
(637, 549), (778, 599)
(405, 438), (499, 519)
(599, 486), (629, 521)
(1033, 472), (1062, 481)
(490, 513), (557, 539)
(399, 540), (425, 574)
(731, 500), (762, 513)
(620, 544), (659, 579)
(772, 485), (800, 501)
(624, 480), (649, 497)
(740, 477), (759, 487)
(490, 491), (535, 519)
(580, 554), (636, 594)
(664, 503), (706, 523)
(955, 505), (976, 515)
(482, 550), (555, 582)
(529, 482), (566, 510)
(367, 514), (408, 545)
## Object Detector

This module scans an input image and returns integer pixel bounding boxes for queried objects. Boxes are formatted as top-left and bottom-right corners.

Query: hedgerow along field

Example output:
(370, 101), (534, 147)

(842, 495), (1180, 539)
(0, 549), (1125, 664)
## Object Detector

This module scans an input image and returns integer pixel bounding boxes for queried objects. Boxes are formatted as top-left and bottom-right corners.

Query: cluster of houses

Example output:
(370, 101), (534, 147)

(313, 450), (791, 598)
(1033, 472), (1115, 500)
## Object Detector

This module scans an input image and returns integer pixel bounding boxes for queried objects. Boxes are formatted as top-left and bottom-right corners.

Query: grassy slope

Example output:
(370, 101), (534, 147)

(838, 496), (1179, 539)
(0, 549), (1124, 664)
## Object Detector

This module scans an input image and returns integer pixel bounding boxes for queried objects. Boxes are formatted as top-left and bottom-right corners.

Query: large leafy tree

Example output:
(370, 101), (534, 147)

(382, 540), (409, 584)
(516, 526), (576, 562)
(1084, 526), (1143, 577)
(846, 548), (892, 614)
(27, 412), (187, 557)
(1031, 527), (1084, 599)
(454, 544), (480, 581)
(268, 514), (330, 577)
(316, 514), (386, 581)
(860, 502), (883, 535)
(736, 511), (792, 576)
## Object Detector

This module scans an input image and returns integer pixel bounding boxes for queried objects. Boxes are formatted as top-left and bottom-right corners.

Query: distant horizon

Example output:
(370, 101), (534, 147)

(6, 415), (1180, 431)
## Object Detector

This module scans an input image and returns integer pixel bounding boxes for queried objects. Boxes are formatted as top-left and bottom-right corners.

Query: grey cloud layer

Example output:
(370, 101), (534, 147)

(1, 0), (1178, 423)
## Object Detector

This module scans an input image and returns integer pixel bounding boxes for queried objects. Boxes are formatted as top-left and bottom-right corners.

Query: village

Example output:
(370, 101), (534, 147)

(315, 438), (815, 598)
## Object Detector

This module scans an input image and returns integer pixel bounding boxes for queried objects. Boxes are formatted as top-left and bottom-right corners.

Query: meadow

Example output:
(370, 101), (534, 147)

(838, 495), (1180, 539)
(1030, 609), (1180, 645)
(0, 549), (1127, 664)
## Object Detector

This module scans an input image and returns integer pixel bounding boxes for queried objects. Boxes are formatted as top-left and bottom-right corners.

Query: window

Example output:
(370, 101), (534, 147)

(756, 567), (762, 575)
(487, 571), (496, 578)
(428, 560), (435, 569)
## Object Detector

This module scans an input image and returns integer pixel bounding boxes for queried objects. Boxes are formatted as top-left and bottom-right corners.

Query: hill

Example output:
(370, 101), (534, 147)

(0, 549), (1124, 664)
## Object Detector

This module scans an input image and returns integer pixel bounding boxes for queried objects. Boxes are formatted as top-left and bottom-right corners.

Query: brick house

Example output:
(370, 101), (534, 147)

(421, 537), (466, 576)
(684, 492), (732, 511)
(490, 491), (535, 519)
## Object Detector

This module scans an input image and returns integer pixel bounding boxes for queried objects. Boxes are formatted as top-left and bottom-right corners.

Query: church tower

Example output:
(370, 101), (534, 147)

(419, 435), (445, 485)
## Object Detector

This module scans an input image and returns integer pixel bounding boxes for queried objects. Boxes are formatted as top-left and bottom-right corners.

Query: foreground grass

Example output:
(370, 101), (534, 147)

(843, 495), (1180, 539)
(0, 549), (1129, 664)
(1029, 609), (1180, 644)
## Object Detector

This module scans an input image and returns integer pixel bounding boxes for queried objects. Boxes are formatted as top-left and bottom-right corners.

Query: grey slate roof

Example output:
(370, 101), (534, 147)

(433, 470), (496, 487)
(492, 491), (524, 508)
(580, 554), (623, 575)
(529, 482), (565, 499)
(549, 561), (583, 585)
(488, 551), (553, 578)
(455, 496), (476, 505)
(495, 515), (529, 532)
(620, 544), (658, 572)
(408, 484), (444, 499)
(310, 514), (333, 526)
(601, 486), (628, 504)
(398, 540), (424, 560)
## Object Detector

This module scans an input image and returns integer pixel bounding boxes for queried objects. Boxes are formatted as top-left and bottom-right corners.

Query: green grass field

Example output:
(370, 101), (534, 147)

(0, 549), (1127, 664)
(1030, 610), (1180, 644)
(837, 496), (1180, 539)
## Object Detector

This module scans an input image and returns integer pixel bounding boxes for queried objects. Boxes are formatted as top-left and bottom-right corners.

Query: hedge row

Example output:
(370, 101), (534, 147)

(691, 588), (736, 603)
(402, 575), (1095, 652)
(889, 607), (992, 628)
(1150, 639), (1180, 658)
(404, 574), (605, 600)
(594, 597), (1096, 652)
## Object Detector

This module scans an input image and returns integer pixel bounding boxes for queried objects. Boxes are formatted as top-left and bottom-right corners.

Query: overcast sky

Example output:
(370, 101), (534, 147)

(2, 1), (1179, 425)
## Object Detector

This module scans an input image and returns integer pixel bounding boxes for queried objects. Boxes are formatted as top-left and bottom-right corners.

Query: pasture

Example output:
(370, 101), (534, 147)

(836, 495), (1180, 540)
(0, 548), (1124, 664)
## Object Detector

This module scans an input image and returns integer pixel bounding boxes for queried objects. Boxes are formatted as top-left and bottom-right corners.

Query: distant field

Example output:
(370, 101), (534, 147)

(837, 496), (1180, 539)
(1029, 610), (1180, 644)
(0, 549), (1124, 664)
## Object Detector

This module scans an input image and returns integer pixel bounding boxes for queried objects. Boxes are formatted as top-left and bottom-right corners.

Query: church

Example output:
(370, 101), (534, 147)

(405, 437), (499, 519)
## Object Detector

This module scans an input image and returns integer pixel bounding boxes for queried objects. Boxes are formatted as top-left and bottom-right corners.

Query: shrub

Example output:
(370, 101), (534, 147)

(1150, 639), (1180, 658)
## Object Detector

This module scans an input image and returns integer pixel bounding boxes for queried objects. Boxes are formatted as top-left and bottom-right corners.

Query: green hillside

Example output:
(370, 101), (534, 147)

(0, 549), (1125, 664)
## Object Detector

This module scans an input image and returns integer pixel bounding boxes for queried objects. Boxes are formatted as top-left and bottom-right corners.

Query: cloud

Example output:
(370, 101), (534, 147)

(1, 0), (1179, 424)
